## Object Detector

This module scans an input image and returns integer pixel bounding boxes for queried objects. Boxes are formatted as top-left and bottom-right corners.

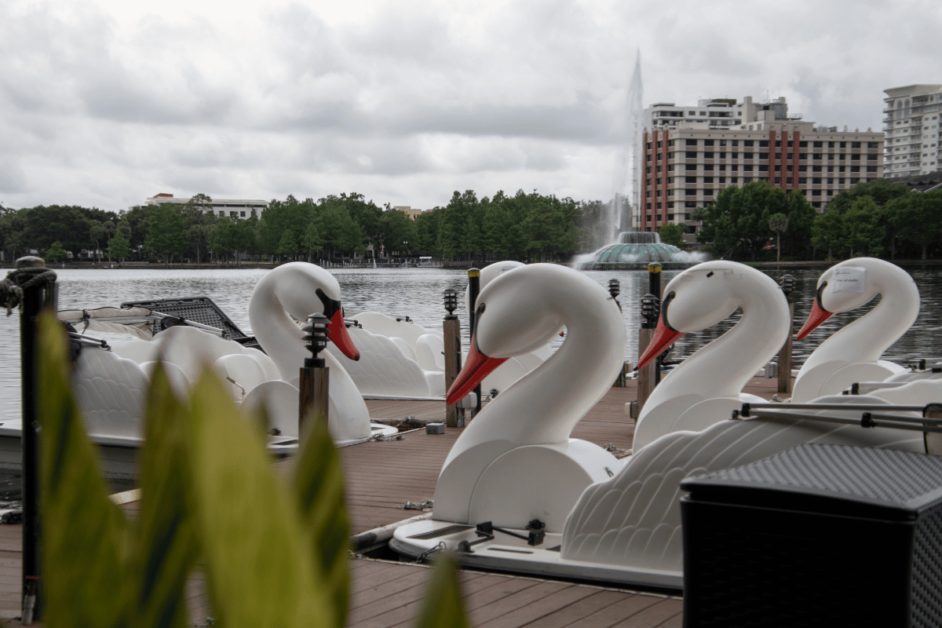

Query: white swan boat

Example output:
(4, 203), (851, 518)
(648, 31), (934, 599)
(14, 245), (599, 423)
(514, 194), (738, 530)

(391, 262), (926, 589)
(792, 257), (921, 402)
(0, 262), (404, 478)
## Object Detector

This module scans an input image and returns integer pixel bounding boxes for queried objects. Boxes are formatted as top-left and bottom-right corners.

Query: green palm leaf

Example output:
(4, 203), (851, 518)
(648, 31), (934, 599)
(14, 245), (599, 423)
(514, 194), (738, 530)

(132, 362), (199, 628)
(38, 312), (132, 628)
(186, 370), (334, 628)
(291, 414), (350, 628)
(413, 553), (470, 628)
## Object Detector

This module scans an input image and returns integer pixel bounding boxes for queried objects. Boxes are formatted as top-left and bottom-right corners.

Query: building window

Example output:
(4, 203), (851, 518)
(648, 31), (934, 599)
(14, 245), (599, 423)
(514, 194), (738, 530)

(731, 165), (739, 171)
(759, 140), (769, 148)
(731, 140), (739, 147)
(686, 139), (698, 146)
(744, 152), (754, 159)
(704, 139), (714, 146)
(813, 178), (822, 184)
(685, 176), (697, 183)
(743, 165), (754, 172)
(799, 141), (808, 148)
(219, 211), (225, 216)
(686, 164), (697, 171)
(813, 141), (823, 148)
(704, 152), (714, 158)
(759, 153), (768, 160)
(686, 151), (697, 158)
(704, 177), (714, 183)
(743, 140), (754, 147)
(813, 166), (822, 172)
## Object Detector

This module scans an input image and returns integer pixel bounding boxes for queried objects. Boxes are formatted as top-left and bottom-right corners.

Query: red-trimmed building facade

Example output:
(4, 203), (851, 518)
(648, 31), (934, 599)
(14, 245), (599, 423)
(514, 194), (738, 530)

(637, 97), (885, 242)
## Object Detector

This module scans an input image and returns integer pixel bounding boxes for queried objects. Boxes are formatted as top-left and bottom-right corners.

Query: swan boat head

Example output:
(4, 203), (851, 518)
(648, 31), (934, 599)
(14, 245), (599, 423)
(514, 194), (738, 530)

(249, 262), (362, 378)
(797, 257), (918, 340)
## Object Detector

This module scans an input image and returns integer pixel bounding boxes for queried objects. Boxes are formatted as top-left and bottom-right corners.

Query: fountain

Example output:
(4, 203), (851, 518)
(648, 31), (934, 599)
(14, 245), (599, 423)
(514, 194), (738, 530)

(578, 231), (703, 270)
(574, 53), (706, 271)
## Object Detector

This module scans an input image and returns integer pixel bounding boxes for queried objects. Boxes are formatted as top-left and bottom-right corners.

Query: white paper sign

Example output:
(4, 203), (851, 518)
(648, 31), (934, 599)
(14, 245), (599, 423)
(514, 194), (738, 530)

(832, 266), (866, 294)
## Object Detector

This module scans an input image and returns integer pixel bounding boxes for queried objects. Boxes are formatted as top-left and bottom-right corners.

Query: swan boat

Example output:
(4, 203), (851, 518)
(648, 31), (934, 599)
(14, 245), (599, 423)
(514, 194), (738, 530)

(0, 262), (401, 478)
(391, 261), (926, 589)
(792, 257), (921, 402)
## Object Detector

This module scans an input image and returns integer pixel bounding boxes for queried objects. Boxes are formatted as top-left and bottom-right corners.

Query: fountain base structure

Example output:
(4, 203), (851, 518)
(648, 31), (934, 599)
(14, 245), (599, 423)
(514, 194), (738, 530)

(577, 232), (705, 270)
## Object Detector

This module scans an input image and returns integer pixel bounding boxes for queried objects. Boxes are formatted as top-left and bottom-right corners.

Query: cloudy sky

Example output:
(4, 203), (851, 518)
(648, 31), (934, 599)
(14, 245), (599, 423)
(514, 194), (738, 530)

(1, 0), (939, 212)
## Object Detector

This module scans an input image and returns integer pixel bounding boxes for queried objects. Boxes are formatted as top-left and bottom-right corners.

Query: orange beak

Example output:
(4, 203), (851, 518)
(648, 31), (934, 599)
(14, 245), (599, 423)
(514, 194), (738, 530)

(445, 338), (507, 404)
(637, 320), (684, 370)
(326, 310), (360, 361)
(796, 299), (833, 341)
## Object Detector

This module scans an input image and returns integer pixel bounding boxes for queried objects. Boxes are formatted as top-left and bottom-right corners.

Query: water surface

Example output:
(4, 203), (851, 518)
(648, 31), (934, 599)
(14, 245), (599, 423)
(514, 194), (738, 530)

(2, 264), (941, 420)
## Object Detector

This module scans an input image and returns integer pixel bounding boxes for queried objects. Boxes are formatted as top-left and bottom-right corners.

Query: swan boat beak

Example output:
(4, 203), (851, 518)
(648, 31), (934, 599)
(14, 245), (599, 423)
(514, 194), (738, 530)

(796, 299), (833, 341)
(327, 309), (360, 361)
(445, 339), (507, 405)
(637, 320), (684, 370)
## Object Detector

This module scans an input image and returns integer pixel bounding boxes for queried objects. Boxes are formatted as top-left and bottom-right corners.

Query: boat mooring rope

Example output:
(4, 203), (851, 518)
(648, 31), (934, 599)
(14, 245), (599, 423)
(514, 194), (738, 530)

(0, 267), (57, 316)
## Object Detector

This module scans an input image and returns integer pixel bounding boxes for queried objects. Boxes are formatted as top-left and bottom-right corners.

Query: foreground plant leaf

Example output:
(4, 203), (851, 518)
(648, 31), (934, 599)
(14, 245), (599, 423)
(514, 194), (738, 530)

(413, 553), (470, 628)
(292, 414), (350, 628)
(37, 312), (131, 628)
(187, 370), (334, 628)
(133, 362), (199, 628)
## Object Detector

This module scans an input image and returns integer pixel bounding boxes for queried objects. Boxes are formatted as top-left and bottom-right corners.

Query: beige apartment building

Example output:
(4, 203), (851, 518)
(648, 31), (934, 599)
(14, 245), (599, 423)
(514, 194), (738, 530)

(638, 96), (884, 238)
(145, 193), (268, 219)
(883, 84), (942, 178)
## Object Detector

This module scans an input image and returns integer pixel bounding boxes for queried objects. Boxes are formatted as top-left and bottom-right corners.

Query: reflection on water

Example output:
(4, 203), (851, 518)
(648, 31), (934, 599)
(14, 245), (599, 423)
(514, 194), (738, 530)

(2, 264), (942, 421)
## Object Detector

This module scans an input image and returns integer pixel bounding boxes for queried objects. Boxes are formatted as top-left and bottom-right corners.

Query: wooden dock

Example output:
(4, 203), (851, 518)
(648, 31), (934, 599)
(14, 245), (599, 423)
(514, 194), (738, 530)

(0, 377), (787, 626)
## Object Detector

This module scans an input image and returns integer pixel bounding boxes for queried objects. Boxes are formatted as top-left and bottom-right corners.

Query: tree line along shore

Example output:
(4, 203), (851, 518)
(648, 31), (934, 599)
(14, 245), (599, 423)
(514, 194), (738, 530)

(1, 180), (940, 266)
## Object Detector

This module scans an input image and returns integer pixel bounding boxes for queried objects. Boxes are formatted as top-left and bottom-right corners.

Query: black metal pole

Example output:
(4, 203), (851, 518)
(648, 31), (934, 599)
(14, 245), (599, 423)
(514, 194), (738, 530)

(18, 256), (57, 623)
(467, 268), (481, 413)
(648, 263), (662, 385)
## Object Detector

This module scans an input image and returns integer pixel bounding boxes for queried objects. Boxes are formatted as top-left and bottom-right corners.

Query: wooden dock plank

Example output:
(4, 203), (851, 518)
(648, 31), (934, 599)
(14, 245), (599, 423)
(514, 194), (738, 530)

(476, 583), (602, 628)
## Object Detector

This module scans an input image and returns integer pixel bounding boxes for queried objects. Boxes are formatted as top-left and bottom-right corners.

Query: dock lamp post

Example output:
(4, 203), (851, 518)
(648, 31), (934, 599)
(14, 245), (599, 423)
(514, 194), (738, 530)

(608, 279), (622, 312)
(443, 289), (462, 427)
(299, 313), (329, 430)
(778, 274), (796, 394)
(467, 269), (482, 414)
(637, 292), (660, 413)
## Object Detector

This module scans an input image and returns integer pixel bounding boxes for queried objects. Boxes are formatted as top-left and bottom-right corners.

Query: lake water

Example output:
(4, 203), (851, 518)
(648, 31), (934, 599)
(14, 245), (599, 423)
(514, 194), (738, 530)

(2, 263), (941, 421)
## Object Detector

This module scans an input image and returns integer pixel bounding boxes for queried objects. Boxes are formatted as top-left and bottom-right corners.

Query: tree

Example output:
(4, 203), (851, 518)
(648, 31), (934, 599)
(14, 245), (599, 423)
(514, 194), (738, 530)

(811, 210), (844, 260)
(843, 197), (885, 257)
(107, 233), (131, 262)
(378, 208), (417, 256)
(697, 182), (784, 260)
(301, 221), (323, 262)
(768, 213), (788, 262)
(887, 191), (942, 260)
(89, 221), (107, 262)
(144, 204), (187, 264)
(658, 223), (685, 248)
(276, 230), (300, 260)
(45, 241), (67, 262)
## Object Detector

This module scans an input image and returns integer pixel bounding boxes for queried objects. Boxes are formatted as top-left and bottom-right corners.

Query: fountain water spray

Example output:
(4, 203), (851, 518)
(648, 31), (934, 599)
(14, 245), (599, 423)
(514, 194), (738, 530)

(610, 51), (644, 242)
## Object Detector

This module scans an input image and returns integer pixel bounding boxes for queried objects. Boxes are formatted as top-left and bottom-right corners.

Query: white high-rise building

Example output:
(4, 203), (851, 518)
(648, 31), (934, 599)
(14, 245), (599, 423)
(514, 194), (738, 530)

(883, 84), (942, 178)
(644, 98), (745, 131)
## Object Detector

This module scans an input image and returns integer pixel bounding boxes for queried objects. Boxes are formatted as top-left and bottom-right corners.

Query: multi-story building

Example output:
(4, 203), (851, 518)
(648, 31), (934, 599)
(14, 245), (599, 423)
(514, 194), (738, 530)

(393, 206), (424, 221)
(637, 96), (884, 239)
(145, 193), (267, 219)
(883, 84), (942, 178)
(645, 98), (743, 131)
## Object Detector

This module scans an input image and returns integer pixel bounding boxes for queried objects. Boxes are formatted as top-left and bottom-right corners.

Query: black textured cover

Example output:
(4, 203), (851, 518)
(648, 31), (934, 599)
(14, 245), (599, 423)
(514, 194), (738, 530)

(122, 297), (249, 340)
(682, 444), (942, 519)
(682, 445), (942, 628)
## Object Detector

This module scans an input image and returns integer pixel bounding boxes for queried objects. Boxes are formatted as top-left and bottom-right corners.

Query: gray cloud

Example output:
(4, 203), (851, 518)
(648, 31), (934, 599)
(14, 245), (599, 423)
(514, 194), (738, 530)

(0, 0), (940, 211)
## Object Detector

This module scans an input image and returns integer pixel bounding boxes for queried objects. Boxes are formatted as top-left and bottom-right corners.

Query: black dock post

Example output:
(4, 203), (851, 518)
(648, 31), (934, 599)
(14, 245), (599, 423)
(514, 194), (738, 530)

(443, 289), (462, 427)
(7, 256), (58, 624)
(467, 268), (482, 414)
